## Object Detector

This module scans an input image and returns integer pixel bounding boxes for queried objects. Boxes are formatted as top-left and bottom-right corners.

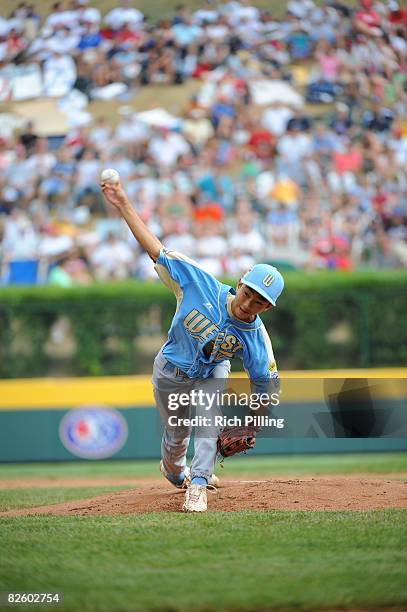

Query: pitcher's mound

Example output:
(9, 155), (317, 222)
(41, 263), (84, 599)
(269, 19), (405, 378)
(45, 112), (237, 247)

(3, 477), (407, 517)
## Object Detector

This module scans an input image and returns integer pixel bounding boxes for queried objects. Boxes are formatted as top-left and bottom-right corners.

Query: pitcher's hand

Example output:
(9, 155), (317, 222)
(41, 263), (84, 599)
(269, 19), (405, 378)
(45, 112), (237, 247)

(100, 181), (129, 212)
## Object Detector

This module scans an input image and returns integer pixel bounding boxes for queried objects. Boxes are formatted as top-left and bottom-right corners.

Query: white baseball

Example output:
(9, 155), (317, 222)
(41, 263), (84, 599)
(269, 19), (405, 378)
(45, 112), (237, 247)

(101, 168), (120, 184)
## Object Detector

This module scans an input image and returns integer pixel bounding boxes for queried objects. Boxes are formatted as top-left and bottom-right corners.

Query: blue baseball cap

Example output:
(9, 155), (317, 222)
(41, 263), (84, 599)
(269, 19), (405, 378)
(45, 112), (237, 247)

(241, 264), (285, 306)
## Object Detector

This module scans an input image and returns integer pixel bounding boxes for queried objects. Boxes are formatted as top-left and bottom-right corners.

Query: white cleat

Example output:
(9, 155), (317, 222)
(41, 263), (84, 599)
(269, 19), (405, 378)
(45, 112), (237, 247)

(182, 484), (207, 513)
(208, 473), (220, 489)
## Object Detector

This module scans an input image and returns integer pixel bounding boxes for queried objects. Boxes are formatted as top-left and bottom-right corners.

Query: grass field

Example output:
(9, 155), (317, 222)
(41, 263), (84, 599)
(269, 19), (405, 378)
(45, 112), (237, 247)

(0, 453), (406, 611)
(1, 452), (407, 480)
(0, 486), (127, 512)
(1, 511), (406, 611)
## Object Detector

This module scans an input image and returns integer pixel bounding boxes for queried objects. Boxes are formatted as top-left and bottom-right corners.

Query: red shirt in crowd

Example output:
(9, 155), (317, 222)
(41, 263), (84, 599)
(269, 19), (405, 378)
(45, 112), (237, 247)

(333, 148), (363, 175)
(248, 130), (275, 160)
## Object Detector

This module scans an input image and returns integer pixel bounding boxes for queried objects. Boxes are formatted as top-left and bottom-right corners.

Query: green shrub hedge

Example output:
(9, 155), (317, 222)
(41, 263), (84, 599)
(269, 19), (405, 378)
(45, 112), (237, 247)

(0, 270), (406, 378)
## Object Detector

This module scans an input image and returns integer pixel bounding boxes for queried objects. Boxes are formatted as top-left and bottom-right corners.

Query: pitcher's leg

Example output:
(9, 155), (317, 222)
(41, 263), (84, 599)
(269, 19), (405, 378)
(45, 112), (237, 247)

(152, 353), (192, 482)
(153, 384), (192, 481)
(190, 436), (218, 481)
(190, 360), (230, 482)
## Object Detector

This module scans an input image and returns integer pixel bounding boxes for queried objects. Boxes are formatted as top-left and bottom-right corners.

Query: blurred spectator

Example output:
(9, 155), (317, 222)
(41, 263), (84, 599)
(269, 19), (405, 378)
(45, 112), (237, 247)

(104, 0), (144, 31)
(330, 102), (353, 135)
(354, 0), (383, 37)
(228, 209), (265, 259)
(362, 99), (394, 132)
(89, 231), (135, 280)
(148, 128), (190, 167)
(0, 0), (406, 284)
(261, 103), (294, 138)
(19, 121), (38, 156)
(49, 252), (93, 287)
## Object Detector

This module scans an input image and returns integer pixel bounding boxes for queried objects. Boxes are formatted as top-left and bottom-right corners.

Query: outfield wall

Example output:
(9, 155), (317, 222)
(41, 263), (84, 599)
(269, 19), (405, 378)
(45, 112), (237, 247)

(0, 369), (406, 462)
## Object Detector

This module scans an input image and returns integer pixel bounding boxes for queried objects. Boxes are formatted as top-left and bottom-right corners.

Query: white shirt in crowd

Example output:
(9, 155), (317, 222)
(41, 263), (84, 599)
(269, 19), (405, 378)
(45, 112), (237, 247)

(44, 6), (101, 31)
(115, 119), (149, 144)
(225, 253), (255, 277)
(45, 10), (76, 30)
(3, 214), (37, 259)
(47, 29), (81, 55)
(76, 158), (101, 187)
(103, 6), (144, 30)
(148, 132), (190, 167)
(287, 0), (316, 19)
(205, 23), (230, 40)
(390, 34), (407, 58)
(182, 116), (214, 147)
(389, 135), (407, 166)
(76, 6), (101, 25)
(227, 2), (259, 26)
(25, 151), (57, 178)
(195, 234), (228, 258)
(0, 41), (9, 62)
(193, 8), (219, 24)
(256, 170), (276, 200)
(195, 256), (224, 277)
(228, 229), (265, 257)
(37, 234), (74, 258)
(90, 239), (134, 273)
(88, 125), (113, 151)
(277, 132), (313, 163)
(43, 53), (77, 97)
(164, 232), (195, 254)
(234, 20), (263, 45)
(0, 17), (10, 37)
(6, 159), (41, 190)
(261, 106), (294, 137)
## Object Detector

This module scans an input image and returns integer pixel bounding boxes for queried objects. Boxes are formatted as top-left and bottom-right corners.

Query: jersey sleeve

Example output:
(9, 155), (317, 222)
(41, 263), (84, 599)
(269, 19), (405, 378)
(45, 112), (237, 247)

(154, 248), (219, 295)
(243, 323), (279, 394)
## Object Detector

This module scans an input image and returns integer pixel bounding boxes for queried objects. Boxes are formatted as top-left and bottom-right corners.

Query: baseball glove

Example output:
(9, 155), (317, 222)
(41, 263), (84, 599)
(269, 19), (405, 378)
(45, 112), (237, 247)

(217, 426), (259, 458)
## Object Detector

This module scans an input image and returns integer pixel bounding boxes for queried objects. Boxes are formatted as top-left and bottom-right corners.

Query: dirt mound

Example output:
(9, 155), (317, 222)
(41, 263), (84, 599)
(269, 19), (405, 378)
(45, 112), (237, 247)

(2, 477), (407, 517)
(2, 473), (405, 490)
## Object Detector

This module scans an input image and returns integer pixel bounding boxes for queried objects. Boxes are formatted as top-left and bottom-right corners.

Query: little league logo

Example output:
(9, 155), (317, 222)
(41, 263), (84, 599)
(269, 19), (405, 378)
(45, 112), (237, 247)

(262, 273), (274, 287)
(59, 406), (128, 459)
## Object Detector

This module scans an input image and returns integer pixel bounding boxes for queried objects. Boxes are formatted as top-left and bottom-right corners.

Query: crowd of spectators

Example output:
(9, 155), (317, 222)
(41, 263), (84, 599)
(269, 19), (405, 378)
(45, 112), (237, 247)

(0, 0), (406, 285)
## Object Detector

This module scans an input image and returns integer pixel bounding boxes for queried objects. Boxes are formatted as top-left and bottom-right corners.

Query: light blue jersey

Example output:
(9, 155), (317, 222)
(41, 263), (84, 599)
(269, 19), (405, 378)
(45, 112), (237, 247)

(154, 248), (278, 386)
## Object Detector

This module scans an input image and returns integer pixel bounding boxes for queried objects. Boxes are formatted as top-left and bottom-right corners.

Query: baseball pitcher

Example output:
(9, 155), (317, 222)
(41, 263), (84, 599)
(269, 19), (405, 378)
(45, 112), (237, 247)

(101, 180), (284, 513)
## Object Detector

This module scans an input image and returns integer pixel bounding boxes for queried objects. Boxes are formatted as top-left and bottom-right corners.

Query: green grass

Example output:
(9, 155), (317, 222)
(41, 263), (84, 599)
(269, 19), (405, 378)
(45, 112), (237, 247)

(0, 486), (127, 512)
(0, 452), (406, 481)
(1, 454), (406, 610)
(0, 511), (406, 611)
